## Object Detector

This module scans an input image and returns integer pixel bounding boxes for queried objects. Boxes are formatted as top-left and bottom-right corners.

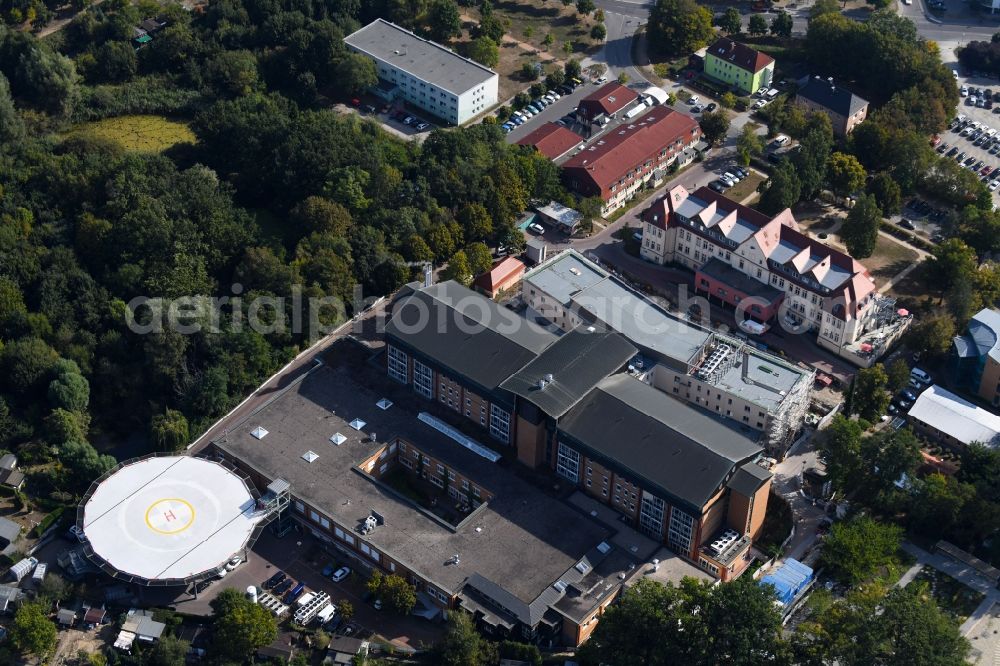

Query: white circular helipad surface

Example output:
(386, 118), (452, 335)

(83, 456), (263, 581)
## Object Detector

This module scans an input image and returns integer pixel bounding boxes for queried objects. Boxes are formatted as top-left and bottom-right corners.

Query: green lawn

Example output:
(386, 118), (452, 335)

(725, 172), (766, 203)
(66, 115), (195, 153)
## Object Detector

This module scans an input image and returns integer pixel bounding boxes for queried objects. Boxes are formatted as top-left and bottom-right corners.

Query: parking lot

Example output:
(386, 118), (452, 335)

(502, 78), (598, 143)
(161, 529), (443, 650)
(945, 75), (1000, 204)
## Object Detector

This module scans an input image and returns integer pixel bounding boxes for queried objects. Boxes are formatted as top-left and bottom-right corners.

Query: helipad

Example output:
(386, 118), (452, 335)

(81, 456), (266, 583)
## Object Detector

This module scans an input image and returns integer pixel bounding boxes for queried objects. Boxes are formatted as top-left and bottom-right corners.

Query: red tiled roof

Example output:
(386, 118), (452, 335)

(576, 82), (640, 118)
(706, 38), (774, 74)
(516, 123), (584, 160)
(474, 257), (525, 294)
(562, 107), (700, 192)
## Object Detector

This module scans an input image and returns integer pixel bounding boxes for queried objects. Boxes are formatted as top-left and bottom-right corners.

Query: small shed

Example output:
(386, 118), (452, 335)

(123, 610), (166, 642)
(0, 469), (25, 490)
(0, 454), (17, 471)
(0, 517), (20, 551)
(0, 585), (23, 613)
(536, 201), (583, 234)
(326, 636), (368, 665)
(473, 257), (526, 299)
(525, 239), (547, 265)
(83, 607), (107, 627)
(57, 608), (77, 627)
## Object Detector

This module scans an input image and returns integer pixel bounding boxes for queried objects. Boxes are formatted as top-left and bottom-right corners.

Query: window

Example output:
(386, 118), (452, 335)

(667, 507), (695, 553)
(413, 359), (434, 399)
(310, 510), (320, 523)
(320, 516), (330, 529)
(335, 526), (345, 539)
(389, 562), (396, 572)
(639, 492), (665, 539)
(387, 346), (408, 383)
(489, 404), (511, 443)
(556, 441), (581, 483)
(294, 501), (304, 513)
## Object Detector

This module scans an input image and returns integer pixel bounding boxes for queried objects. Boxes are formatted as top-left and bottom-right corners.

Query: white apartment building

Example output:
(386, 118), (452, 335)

(344, 19), (499, 126)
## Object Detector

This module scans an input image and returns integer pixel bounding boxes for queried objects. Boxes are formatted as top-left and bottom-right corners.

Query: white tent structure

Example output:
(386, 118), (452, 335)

(642, 86), (669, 106)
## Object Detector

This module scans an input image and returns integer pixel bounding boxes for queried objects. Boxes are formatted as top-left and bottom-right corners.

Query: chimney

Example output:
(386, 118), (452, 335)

(741, 349), (751, 382)
(423, 263), (433, 287)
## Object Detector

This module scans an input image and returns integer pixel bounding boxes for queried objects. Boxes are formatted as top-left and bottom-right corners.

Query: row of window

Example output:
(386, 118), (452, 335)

(294, 501), (393, 570)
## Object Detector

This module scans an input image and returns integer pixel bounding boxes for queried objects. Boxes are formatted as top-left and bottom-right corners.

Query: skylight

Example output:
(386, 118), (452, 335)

(377, 399), (393, 410)
(575, 560), (591, 574)
(302, 451), (319, 463)
(350, 418), (367, 431)
(250, 426), (269, 440)
(330, 433), (347, 446)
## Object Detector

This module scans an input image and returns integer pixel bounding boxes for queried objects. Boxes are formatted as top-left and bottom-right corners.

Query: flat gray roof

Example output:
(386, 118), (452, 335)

(710, 341), (810, 412)
(559, 374), (762, 511)
(386, 281), (557, 392)
(524, 251), (712, 368)
(344, 19), (497, 96)
(216, 342), (611, 605)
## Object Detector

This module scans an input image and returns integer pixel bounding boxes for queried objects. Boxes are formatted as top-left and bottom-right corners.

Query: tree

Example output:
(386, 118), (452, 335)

(907, 315), (957, 356)
(699, 110), (731, 146)
(468, 37), (500, 68)
(791, 114), (833, 197)
(457, 202), (494, 241)
(291, 197), (353, 236)
(578, 196), (605, 232)
(334, 53), (377, 95)
(866, 172), (902, 215)
(148, 634), (190, 666)
(617, 71), (629, 85)
(591, 23), (607, 40)
(719, 7), (742, 34)
(210, 588), (278, 662)
(927, 238), (978, 292)
(770, 10), (793, 38)
(476, 11), (505, 43)
(373, 573), (417, 614)
(809, 0), (840, 20)
(827, 152), (867, 197)
(0, 337), (59, 399)
(11, 603), (56, 659)
(206, 50), (259, 96)
(853, 363), (890, 421)
(818, 415), (866, 492)
(435, 612), (497, 666)
(62, 439), (116, 483)
(428, 0), (462, 41)
(758, 160), (801, 215)
(465, 243), (494, 277)
(648, 0), (715, 57)
(338, 599), (354, 622)
(565, 58), (582, 80)
(47, 367), (89, 412)
(151, 409), (190, 452)
(748, 13), (768, 36)
(0, 73), (25, 144)
(578, 577), (789, 666)
(840, 193), (881, 258)
(821, 515), (903, 585)
(861, 427), (922, 502)
(90, 41), (136, 83)
(543, 32), (555, 49)
(720, 91), (737, 109)
(909, 473), (976, 540)
(442, 250), (472, 285)
(886, 358), (911, 393)
(577, 0), (595, 14)
(521, 62), (540, 80)
(37, 574), (69, 606)
(545, 68), (566, 90)
(736, 124), (764, 165)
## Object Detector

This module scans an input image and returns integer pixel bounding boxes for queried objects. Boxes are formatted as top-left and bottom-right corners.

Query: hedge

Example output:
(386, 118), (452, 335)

(32, 506), (65, 538)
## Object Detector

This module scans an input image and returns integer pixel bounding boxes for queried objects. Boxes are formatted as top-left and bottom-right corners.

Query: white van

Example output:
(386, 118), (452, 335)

(910, 368), (931, 385)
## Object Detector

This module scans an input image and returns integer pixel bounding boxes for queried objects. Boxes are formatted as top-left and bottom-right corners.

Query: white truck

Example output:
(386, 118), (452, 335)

(9, 557), (37, 582)
(32, 563), (46, 583)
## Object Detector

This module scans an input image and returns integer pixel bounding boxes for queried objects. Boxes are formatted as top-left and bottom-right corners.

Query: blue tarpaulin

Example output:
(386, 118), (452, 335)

(760, 558), (813, 606)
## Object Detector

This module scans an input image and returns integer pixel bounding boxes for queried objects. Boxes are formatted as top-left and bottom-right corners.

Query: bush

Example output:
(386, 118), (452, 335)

(73, 77), (203, 122)
(32, 506), (65, 538)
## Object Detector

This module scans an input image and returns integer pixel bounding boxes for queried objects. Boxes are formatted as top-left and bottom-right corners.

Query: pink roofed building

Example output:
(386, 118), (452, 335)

(639, 185), (879, 352)
(473, 256), (526, 299)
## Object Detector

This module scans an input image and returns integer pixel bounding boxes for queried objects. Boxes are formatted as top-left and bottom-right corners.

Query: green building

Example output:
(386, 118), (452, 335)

(703, 38), (775, 96)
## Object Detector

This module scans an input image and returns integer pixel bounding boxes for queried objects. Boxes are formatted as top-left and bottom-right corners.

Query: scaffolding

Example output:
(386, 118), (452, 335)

(767, 365), (814, 457)
(260, 478), (294, 537)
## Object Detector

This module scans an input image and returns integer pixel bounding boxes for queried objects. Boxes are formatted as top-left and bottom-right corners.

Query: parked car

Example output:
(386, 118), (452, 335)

(322, 563), (336, 578)
(225, 556), (242, 571)
(709, 180), (728, 192)
(273, 578), (294, 595)
(331, 566), (351, 583)
(688, 95), (701, 106)
(898, 218), (916, 230)
(264, 571), (286, 589)
(528, 223), (546, 234)
(416, 122), (429, 131)
(705, 102), (717, 112)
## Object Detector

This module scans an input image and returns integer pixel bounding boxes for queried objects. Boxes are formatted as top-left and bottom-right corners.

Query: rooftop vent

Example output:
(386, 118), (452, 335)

(377, 398), (393, 410)
(569, 267), (582, 276)
(544, 373), (554, 383)
(349, 418), (367, 431)
(250, 426), (269, 440)
(302, 451), (319, 463)
(330, 433), (347, 446)
(597, 541), (611, 554)
(553, 580), (568, 593)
